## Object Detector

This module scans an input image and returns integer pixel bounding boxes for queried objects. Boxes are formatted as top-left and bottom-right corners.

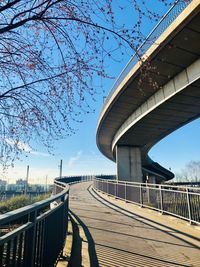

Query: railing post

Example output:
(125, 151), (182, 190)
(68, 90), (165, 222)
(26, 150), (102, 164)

(147, 183), (150, 203)
(116, 180), (119, 198)
(186, 188), (192, 224)
(159, 185), (163, 214)
(107, 180), (108, 194)
(140, 184), (143, 207)
(61, 193), (68, 258)
(24, 210), (37, 267)
(125, 182), (127, 202)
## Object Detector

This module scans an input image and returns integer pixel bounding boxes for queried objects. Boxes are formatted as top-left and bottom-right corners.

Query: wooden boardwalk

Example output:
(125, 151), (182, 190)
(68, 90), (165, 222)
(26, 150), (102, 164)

(67, 182), (200, 267)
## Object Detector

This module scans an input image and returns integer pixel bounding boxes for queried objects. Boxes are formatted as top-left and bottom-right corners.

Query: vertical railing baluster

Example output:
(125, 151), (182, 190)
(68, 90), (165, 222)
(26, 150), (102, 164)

(117, 180), (118, 198)
(40, 220), (45, 267)
(186, 188), (192, 224)
(140, 184), (143, 207)
(12, 236), (18, 267)
(34, 223), (38, 267)
(6, 240), (11, 267)
(17, 233), (23, 267)
(0, 244), (4, 267)
(159, 185), (163, 214)
(125, 182), (127, 202)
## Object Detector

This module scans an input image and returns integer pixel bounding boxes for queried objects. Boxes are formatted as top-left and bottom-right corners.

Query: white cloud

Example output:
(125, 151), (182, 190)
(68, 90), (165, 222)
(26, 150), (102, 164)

(67, 150), (83, 167)
(5, 139), (50, 157)
(31, 151), (50, 157)
(5, 139), (32, 152)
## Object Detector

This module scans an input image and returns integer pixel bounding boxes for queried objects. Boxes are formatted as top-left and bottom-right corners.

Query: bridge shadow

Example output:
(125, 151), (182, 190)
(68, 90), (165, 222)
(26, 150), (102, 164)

(88, 186), (200, 250)
(79, 214), (176, 232)
(67, 212), (82, 267)
(87, 225), (192, 248)
(95, 243), (192, 267)
(68, 183), (200, 267)
(68, 209), (99, 267)
(69, 207), (193, 267)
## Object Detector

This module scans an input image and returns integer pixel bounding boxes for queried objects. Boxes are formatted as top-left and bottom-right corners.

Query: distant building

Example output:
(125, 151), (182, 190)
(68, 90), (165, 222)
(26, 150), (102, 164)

(0, 179), (7, 191)
(31, 184), (44, 192)
(7, 184), (17, 191)
(16, 179), (27, 192)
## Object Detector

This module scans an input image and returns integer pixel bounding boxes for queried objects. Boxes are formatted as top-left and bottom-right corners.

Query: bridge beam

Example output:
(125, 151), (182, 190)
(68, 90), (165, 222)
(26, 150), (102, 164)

(116, 146), (143, 182)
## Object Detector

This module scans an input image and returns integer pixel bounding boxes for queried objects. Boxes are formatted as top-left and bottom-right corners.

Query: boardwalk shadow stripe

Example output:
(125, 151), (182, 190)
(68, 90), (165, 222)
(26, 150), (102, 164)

(88, 185), (200, 249)
(69, 209), (99, 267)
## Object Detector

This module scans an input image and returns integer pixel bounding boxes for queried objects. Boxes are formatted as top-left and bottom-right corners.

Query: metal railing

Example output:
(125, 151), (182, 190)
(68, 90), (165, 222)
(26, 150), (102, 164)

(55, 175), (95, 185)
(0, 174), (96, 266)
(0, 175), (104, 266)
(101, 0), (192, 113)
(0, 181), (69, 267)
(93, 178), (200, 225)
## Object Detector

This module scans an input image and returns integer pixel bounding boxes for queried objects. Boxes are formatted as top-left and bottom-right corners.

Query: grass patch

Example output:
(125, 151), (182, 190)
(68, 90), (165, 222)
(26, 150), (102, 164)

(0, 193), (51, 214)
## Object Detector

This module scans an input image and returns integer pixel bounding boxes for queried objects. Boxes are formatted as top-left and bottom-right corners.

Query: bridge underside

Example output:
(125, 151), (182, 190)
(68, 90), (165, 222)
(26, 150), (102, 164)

(97, 2), (200, 182)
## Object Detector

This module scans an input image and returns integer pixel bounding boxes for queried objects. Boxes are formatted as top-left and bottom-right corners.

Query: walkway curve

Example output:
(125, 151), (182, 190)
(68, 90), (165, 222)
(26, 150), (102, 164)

(68, 182), (200, 267)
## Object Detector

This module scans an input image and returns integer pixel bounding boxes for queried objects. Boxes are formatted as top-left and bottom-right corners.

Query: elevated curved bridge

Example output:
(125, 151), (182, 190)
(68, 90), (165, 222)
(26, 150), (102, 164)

(97, 0), (200, 183)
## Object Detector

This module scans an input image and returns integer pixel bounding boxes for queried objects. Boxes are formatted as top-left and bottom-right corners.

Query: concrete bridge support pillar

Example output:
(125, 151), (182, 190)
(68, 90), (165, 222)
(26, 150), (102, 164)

(147, 176), (156, 184)
(116, 146), (143, 182)
(146, 176), (156, 204)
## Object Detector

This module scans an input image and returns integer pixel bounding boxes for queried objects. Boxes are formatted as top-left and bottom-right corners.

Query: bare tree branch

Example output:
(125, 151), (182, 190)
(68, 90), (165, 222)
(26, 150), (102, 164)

(0, 0), (175, 165)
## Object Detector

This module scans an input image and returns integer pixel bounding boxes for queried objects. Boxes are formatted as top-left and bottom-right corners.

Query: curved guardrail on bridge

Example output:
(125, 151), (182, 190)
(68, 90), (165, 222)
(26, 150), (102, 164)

(101, 0), (192, 112)
(0, 175), (95, 267)
(94, 178), (200, 225)
(0, 180), (69, 267)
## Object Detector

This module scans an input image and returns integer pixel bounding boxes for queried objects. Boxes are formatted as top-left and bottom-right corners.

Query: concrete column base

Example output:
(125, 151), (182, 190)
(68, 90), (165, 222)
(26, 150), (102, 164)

(116, 146), (143, 182)
(147, 176), (156, 184)
(146, 176), (156, 204)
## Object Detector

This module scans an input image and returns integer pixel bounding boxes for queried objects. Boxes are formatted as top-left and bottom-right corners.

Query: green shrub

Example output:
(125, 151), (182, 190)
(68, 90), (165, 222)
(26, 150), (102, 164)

(32, 193), (51, 203)
(0, 193), (51, 214)
(0, 195), (30, 214)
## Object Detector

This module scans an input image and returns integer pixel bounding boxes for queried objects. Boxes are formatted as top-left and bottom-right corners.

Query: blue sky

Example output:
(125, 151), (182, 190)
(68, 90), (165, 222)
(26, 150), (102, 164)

(2, 1), (200, 184)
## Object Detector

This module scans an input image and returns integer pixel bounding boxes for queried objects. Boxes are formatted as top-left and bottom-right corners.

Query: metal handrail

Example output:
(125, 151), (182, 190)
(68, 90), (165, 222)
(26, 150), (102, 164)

(0, 180), (69, 267)
(0, 175), (97, 267)
(95, 177), (200, 192)
(94, 178), (200, 225)
(100, 0), (192, 117)
(0, 187), (68, 225)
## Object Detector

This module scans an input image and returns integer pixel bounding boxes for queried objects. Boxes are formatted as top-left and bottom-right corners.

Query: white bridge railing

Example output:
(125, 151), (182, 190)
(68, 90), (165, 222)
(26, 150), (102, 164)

(93, 178), (200, 225)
